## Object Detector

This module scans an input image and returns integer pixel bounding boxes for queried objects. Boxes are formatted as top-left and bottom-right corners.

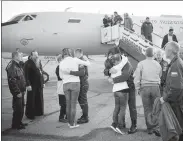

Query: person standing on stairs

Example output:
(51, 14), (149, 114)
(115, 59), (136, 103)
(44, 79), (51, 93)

(124, 13), (133, 32)
(161, 27), (178, 49)
(141, 17), (153, 43)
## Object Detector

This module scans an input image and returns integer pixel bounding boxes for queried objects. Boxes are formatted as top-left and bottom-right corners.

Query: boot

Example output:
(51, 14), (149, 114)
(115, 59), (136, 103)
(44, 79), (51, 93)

(128, 119), (137, 134)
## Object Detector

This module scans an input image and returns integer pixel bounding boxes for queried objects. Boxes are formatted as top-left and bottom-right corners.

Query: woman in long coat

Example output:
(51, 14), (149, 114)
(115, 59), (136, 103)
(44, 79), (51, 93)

(24, 51), (44, 120)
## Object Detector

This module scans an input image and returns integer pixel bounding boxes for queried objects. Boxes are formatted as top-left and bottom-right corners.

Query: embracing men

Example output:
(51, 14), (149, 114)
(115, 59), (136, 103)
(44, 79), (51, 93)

(104, 47), (137, 134)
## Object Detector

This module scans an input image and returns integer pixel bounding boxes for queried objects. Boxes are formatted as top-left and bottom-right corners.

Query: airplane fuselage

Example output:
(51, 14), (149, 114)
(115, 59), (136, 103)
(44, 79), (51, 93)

(2, 12), (183, 57)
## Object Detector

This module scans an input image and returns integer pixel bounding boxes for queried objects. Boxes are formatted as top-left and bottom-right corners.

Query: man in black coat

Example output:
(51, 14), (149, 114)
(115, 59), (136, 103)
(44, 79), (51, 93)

(104, 47), (137, 134)
(24, 50), (45, 120)
(6, 52), (28, 130)
(161, 27), (178, 49)
(141, 17), (153, 42)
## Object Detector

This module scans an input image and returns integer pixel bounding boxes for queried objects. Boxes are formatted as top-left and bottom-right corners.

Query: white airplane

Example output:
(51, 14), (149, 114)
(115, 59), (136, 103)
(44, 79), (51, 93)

(2, 12), (183, 82)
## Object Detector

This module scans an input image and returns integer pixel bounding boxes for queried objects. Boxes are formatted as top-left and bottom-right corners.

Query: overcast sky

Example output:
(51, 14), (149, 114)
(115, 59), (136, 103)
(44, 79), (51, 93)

(2, 1), (183, 22)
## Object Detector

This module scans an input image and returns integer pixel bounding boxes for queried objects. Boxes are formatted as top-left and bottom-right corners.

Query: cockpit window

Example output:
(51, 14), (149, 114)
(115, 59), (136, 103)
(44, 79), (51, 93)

(68, 18), (81, 23)
(23, 16), (33, 21)
(10, 15), (25, 22)
(31, 15), (37, 18)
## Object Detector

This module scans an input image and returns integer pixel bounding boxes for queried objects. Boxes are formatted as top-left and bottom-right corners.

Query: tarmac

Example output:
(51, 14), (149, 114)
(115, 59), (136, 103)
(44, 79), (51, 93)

(1, 55), (162, 141)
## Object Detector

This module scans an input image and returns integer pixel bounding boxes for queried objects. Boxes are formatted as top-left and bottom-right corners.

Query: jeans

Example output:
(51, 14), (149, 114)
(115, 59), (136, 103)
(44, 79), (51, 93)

(140, 86), (161, 131)
(12, 94), (24, 128)
(128, 88), (137, 120)
(58, 95), (66, 119)
(113, 91), (129, 127)
(63, 82), (80, 126)
(78, 85), (89, 117)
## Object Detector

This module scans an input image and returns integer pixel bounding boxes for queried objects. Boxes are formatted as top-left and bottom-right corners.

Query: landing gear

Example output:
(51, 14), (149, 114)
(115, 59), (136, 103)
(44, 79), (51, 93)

(42, 71), (49, 83)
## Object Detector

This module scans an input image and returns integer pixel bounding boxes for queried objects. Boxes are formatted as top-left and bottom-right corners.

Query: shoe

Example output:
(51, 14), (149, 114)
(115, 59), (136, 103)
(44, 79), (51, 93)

(128, 120), (137, 134)
(116, 126), (125, 135)
(77, 116), (89, 124)
(110, 123), (118, 133)
(147, 129), (153, 135)
(59, 118), (68, 123)
(21, 122), (28, 126)
(69, 124), (80, 129)
(12, 125), (25, 130)
(153, 130), (161, 137)
(26, 116), (35, 120)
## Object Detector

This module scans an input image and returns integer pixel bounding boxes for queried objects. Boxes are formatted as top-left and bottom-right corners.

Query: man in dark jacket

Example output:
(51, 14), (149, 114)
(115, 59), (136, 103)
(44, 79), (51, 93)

(6, 51), (27, 130)
(104, 47), (137, 134)
(24, 50), (45, 120)
(103, 14), (111, 28)
(113, 11), (123, 25)
(160, 41), (183, 141)
(154, 50), (169, 96)
(161, 27), (178, 49)
(69, 48), (89, 124)
(141, 17), (153, 42)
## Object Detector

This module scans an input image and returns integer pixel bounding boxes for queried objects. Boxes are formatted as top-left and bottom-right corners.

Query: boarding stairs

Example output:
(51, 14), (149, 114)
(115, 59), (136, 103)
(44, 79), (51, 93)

(101, 24), (168, 68)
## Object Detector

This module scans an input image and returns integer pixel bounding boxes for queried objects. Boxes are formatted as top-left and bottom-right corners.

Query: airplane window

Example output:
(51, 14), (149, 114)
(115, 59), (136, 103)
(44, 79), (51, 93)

(23, 16), (33, 21)
(10, 15), (25, 22)
(68, 18), (81, 23)
(31, 15), (37, 18)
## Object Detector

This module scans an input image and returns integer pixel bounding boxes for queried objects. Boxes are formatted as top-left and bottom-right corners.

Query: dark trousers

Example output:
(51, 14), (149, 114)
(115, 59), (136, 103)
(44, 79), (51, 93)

(140, 86), (161, 131)
(171, 104), (183, 141)
(12, 94), (24, 128)
(128, 88), (137, 120)
(78, 84), (89, 117)
(58, 94), (66, 118)
(113, 91), (129, 127)
(145, 34), (152, 42)
(63, 82), (80, 126)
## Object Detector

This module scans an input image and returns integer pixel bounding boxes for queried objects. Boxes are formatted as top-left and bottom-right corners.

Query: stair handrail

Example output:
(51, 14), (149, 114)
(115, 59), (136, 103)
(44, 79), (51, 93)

(101, 24), (163, 50)
(119, 24), (163, 50)
(133, 23), (164, 39)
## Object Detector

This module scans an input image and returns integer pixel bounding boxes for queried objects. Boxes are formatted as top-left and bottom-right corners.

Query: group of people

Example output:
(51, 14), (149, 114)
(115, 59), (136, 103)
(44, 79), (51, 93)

(104, 41), (183, 141)
(103, 12), (133, 31)
(6, 40), (183, 140)
(6, 50), (44, 130)
(55, 48), (90, 128)
(103, 12), (179, 50)
(6, 48), (91, 130)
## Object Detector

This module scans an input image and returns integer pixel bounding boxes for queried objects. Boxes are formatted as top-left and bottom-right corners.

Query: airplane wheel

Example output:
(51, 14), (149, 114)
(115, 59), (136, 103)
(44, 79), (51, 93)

(42, 71), (49, 83)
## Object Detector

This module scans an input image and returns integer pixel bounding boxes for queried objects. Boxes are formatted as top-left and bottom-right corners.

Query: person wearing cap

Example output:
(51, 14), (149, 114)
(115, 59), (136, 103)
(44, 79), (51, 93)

(141, 17), (153, 42)
(160, 41), (183, 141)
(59, 48), (90, 129)
(134, 47), (162, 136)
(161, 27), (178, 49)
